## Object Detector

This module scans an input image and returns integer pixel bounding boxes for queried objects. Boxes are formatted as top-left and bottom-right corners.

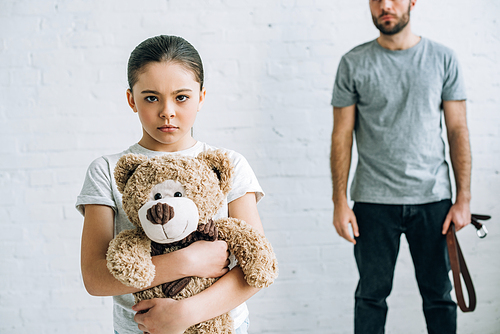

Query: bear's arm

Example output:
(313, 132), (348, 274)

(106, 229), (155, 289)
(216, 218), (278, 288)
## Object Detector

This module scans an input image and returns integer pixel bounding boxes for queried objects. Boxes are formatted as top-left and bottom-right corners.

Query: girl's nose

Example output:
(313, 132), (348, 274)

(160, 102), (175, 119)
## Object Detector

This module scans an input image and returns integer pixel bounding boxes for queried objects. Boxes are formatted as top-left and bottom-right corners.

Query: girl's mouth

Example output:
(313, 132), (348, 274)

(158, 125), (178, 132)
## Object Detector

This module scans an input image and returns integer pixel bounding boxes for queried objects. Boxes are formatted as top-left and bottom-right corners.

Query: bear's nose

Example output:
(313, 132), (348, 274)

(146, 203), (175, 225)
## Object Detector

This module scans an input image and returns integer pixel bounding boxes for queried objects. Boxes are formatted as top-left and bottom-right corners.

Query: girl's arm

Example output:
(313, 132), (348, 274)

(81, 204), (230, 296)
(133, 192), (265, 334)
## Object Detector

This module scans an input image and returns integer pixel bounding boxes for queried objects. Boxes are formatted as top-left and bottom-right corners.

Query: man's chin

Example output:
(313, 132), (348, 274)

(376, 20), (409, 36)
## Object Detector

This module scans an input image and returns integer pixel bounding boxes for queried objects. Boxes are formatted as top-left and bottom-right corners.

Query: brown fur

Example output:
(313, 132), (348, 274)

(106, 150), (278, 333)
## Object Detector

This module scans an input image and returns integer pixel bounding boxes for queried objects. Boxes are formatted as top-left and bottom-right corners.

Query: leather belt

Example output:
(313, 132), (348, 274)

(446, 214), (491, 312)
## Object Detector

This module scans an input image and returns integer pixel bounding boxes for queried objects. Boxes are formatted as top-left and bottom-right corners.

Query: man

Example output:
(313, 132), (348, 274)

(330, 0), (471, 333)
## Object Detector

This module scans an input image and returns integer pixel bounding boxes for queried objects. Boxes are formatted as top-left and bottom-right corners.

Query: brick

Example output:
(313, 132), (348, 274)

(29, 169), (54, 186)
(61, 31), (105, 49)
(0, 68), (9, 86)
(11, 0), (56, 16)
(0, 17), (40, 39)
(9, 68), (40, 86)
(41, 65), (100, 87)
(27, 203), (64, 222)
(0, 51), (31, 69)
(0, 153), (48, 170)
(31, 48), (85, 68)
(1, 87), (37, 117)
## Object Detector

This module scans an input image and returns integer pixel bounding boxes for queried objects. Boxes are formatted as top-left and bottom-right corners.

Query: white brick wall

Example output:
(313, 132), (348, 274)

(1, 0), (499, 333)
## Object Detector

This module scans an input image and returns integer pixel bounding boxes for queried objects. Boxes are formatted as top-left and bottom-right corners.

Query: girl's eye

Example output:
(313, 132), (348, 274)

(145, 96), (158, 103)
(174, 192), (183, 197)
(176, 95), (188, 102)
(154, 193), (162, 200)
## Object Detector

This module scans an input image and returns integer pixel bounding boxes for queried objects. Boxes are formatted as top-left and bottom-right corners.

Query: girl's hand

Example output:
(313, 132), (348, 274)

(133, 298), (191, 334)
(180, 240), (230, 278)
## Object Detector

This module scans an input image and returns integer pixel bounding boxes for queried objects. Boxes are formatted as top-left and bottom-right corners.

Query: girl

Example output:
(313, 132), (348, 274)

(77, 35), (267, 334)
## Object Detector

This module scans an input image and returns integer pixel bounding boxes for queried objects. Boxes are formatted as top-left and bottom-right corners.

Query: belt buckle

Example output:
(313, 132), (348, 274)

(476, 225), (488, 239)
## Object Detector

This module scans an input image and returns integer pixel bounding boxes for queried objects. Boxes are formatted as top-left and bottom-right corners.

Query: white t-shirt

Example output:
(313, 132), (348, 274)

(76, 141), (264, 334)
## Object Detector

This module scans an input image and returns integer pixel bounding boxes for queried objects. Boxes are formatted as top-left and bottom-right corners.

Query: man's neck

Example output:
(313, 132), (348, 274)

(377, 24), (420, 51)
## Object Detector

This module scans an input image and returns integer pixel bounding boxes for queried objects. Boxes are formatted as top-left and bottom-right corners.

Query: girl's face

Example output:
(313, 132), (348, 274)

(127, 61), (205, 152)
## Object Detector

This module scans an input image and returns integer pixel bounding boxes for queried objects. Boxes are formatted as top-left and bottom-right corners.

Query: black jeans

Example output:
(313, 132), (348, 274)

(353, 200), (456, 334)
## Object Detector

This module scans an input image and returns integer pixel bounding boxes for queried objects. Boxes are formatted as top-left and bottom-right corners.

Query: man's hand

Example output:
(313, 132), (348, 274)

(442, 200), (471, 234)
(133, 298), (191, 334)
(333, 202), (359, 244)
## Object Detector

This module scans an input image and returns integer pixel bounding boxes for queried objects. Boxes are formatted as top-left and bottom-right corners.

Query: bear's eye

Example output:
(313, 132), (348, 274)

(174, 192), (183, 197)
(154, 193), (162, 200)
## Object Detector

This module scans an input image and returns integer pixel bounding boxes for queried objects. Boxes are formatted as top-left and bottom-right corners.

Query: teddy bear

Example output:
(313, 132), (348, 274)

(106, 149), (278, 334)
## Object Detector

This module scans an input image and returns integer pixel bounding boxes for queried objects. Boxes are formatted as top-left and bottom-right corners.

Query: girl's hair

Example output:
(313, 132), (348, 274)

(127, 35), (204, 91)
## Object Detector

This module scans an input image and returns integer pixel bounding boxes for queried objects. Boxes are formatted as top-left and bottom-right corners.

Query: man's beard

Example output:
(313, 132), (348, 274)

(372, 4), (411, 36)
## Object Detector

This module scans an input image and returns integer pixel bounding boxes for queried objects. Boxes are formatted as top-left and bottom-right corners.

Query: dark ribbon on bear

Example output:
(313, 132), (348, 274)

(150, 219), (219, 297)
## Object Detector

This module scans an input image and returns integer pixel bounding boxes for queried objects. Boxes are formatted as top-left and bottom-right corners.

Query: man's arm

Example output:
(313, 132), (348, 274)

(441, 100), (472, 234)
(331, 105), (359, 243)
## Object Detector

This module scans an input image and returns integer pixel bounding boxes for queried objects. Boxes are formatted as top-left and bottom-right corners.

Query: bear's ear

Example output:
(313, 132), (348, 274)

(197, 150), (234, 196)
(114, 154), (149, 194)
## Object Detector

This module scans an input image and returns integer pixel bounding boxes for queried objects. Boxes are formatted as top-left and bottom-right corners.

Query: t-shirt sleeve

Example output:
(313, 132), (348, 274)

(442, 50), (467, 101)
(331, 56), (358, 108)
(227, 152), (264, 204)
(75, 157), (117, 216)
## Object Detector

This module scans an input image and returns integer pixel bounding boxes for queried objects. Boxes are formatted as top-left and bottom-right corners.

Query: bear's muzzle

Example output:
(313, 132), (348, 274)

(147, 203), (175, 225)
(138, 197), (200, 244)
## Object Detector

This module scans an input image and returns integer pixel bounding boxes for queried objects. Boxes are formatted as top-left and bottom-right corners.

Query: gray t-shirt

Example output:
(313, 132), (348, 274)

(76, 142), (264, 334)
(331, 37), (466, 205)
